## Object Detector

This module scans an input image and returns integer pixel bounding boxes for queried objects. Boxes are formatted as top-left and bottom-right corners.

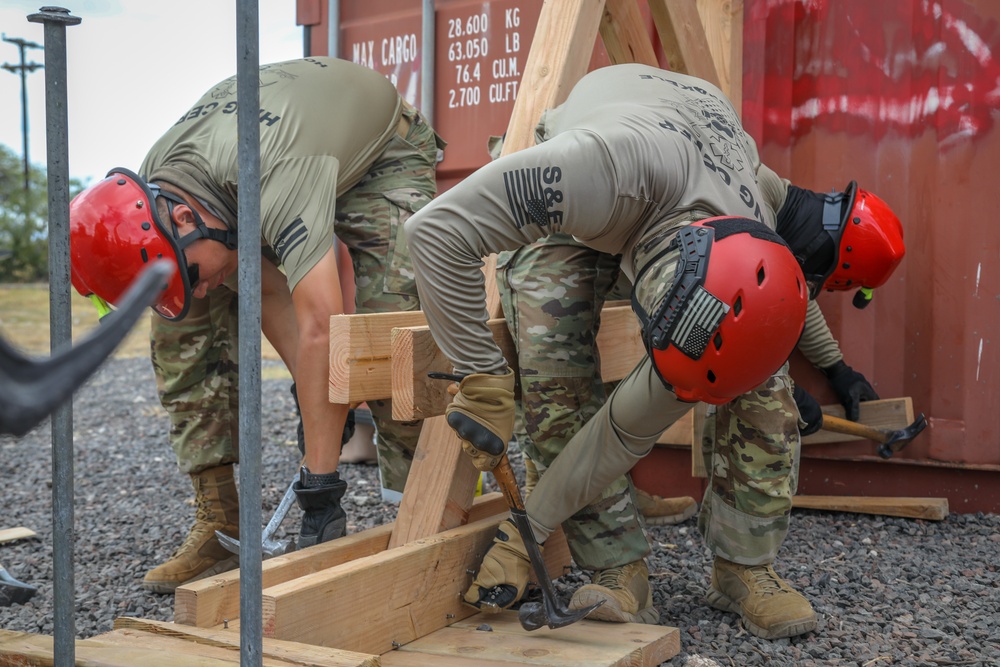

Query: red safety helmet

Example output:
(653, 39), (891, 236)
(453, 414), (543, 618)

(637, 218), (808, 405)
(70, 168), (235, 321)
(812, 182), (905, 307)
(824, 183), (905, 291)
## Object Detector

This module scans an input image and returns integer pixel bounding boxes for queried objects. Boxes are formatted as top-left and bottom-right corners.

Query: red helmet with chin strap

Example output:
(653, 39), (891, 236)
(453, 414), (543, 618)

(635, 217), (809, 405)
(823, 183), (905, 292)
(811, 182), (905, 308)
(70, 168), (235, 321)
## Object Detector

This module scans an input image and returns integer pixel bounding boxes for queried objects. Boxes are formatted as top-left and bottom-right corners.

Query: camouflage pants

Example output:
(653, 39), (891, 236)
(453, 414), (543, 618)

(697, 365), (801, 565)
(151, 105), (438, 486)
(629, 228), (801, 566)
(498, 233), (651, 570)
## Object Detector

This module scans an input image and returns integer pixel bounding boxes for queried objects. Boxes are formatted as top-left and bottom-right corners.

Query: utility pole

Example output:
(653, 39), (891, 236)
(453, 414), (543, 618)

(2, 34), (44, 196)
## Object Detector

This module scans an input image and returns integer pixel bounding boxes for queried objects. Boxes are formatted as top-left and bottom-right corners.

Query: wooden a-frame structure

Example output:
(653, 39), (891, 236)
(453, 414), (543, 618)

(0, 2), (722, 665)
(0, 2), (939, 665)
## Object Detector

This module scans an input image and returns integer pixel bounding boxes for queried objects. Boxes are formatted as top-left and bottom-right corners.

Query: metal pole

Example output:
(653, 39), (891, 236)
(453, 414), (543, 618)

(26, 7), (80, 667)
(327, 0), (339, 57)
(421, 0), (435, 126)
(235, 1), (263, 665)
(1, 35), (43, 195)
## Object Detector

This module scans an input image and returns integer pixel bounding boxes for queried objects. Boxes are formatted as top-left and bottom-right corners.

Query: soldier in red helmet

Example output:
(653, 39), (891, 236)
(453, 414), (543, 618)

(403, 63), (905, 639)
(70, 57), (444, 593)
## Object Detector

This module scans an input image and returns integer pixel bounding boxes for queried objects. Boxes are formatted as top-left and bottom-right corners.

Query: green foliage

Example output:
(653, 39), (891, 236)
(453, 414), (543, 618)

(0, 143), (84, 282)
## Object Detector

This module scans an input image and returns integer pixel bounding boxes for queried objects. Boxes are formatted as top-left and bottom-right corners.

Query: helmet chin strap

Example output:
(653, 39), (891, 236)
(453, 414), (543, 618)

(156, 188), (238, 251)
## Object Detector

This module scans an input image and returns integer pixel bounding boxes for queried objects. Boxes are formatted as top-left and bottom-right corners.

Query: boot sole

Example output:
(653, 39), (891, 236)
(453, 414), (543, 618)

(706, 586), (817, 639)
(142, 555), (240, 594)
(570, 587), (660, 624)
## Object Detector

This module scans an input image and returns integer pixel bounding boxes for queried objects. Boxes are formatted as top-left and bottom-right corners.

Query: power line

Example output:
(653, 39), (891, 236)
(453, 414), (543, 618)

(2, 34), (44, 195)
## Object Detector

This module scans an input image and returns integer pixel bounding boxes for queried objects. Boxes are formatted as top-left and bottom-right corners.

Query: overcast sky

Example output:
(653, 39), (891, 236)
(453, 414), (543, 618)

(0, 1), (303, 185)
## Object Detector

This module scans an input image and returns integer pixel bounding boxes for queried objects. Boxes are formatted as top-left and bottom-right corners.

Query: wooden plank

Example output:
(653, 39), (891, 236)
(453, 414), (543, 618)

(793, 496), (949, 521)
(399, 610), (680, 667)
(0, 628), (237, 667)
(0, 526), (37, 544)
(648, 0), (720, 87)
(697, 0), (743, 112)
(260, 516), (572, 655)
(109, 619), (378, 667)
(329, 311), (427, 404)
(391, 317), (517, 422)
(600, 0), (659, 67)
(391, 306), (644, 421)
(88, 629), (304, 667)
(387, 422), (482, 548)
(176, 493), (509, 628)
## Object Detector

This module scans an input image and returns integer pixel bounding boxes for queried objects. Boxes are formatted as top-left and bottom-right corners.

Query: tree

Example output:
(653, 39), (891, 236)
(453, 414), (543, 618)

(0, 143), (84, 282)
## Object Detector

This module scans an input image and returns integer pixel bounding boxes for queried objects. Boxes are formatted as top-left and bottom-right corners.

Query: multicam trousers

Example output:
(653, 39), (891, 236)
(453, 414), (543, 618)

(498, 233), (652, 570)
(508, 229), (801, 569)
(151, 104), (440, 493)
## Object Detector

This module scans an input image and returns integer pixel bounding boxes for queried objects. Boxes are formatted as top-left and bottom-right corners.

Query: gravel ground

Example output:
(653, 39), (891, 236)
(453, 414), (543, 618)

(1, 357), (998, 666)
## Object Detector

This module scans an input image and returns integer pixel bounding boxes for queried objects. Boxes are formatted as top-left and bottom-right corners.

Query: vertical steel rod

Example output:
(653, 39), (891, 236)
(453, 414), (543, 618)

(236, 1), (263, 665)
(421, 0), (435, 125)
(328, 0), (340, 57)
(27, 6), (81, 666)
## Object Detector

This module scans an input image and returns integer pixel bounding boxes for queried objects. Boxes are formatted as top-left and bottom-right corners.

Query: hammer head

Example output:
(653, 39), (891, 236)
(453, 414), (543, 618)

(215, 530), (295, 560)
(0, 566), (37, 607)
(877, 413), (928, 459)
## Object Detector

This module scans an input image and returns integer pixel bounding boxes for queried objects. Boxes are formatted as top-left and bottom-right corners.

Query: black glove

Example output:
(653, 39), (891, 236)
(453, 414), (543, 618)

(823, 360), (879, 422)
(290, 383), (357, 456)
(793, 385), (823, 436)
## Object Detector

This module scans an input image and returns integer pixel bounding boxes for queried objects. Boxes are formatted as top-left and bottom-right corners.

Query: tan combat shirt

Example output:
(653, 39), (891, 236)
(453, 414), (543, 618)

(141, 57), (401, 291)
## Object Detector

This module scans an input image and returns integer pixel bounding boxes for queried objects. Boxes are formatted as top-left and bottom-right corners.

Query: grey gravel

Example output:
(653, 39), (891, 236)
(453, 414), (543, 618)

(2, 357), (999, 667)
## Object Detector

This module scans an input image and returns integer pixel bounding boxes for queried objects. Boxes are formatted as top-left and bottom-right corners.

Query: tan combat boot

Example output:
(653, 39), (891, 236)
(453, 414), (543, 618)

(634, 488), (698, 525)
(143, 464), (240, 593)
(707, 556), (817, 639)
(569, 560), (660, 624)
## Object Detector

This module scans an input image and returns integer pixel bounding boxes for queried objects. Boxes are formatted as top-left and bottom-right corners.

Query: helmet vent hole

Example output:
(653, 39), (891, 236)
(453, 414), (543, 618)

(713, 332), (723, 350)
(706, 370), (717, 384)
(757, 267), (765, 285)
(733, 296), (743, 316)
(140, 248), (149, 263)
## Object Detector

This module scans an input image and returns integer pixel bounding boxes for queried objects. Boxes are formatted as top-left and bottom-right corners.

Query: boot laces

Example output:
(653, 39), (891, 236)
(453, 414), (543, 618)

(593, 566), (628, 590)
(749, 565), (785, 597)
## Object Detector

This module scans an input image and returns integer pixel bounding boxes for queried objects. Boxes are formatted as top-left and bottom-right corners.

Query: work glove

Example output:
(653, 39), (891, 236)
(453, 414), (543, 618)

(445, 369), (515, 471)
(822, 360), (879, 422)
(464, 518), (533, 611)
(793, 385), (824, 436)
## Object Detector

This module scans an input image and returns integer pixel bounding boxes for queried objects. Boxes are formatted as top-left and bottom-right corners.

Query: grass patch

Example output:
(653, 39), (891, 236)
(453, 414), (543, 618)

(0, 283), (289, 379)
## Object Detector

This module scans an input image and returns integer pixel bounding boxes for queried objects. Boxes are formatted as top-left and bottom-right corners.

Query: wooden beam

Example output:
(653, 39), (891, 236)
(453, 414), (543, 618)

(329, 311), (427, 404)
(391, 306), (644, 421)
(386, 425), (482, 548)
(108, 619), (378, 667)
(0, 526), (36, 545)
(648, 0), (720, 86)
(792, 496), (949, 521)
(697, 0), (744, 112)
(499, 0), (606, 157)
(390, 318), (516, 421)
(396, 611), (680, 667)
(259, 516), (572, 655)
(176, 493), (509, 628)
(600, 0), (659, 66)
(0, 628), (241, 667)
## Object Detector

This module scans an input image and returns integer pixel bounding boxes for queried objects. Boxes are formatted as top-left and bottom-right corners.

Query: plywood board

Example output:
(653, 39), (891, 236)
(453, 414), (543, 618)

(392, 610), (679, 667)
